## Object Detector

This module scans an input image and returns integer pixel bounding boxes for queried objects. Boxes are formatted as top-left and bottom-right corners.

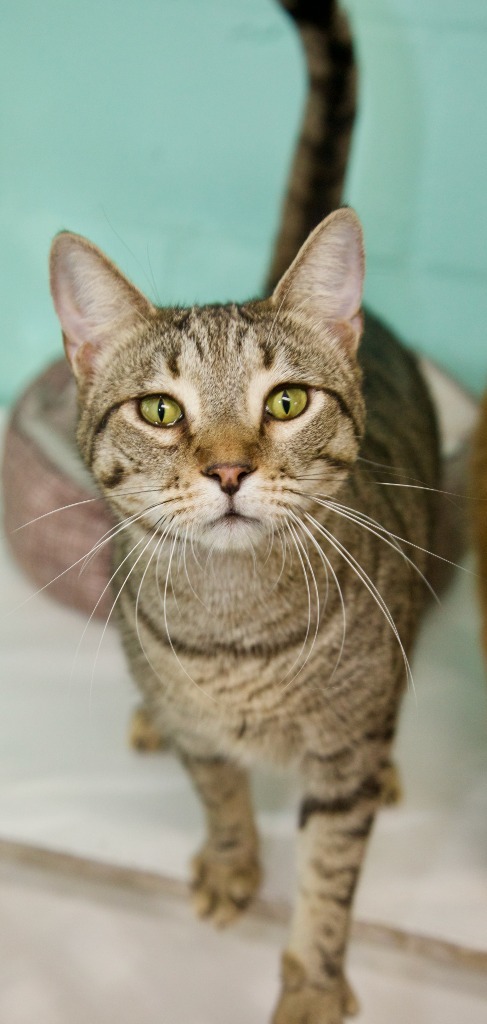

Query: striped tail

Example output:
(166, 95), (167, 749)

(266, 0), (357, 292)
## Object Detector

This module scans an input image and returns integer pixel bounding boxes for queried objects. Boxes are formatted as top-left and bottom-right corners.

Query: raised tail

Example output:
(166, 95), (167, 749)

(266, 0), (357, 292)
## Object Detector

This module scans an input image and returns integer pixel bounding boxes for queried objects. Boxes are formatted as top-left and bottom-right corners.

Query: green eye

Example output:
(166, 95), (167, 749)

(139, 394), (183, 427)
(265, 386), (308, 421)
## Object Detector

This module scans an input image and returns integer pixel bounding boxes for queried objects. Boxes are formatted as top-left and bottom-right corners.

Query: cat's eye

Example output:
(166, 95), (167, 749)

(265, 385), (308, 421)
(139, 394), (183, 427)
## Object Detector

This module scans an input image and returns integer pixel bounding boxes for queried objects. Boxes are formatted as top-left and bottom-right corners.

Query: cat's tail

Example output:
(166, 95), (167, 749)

(266, 0), (357, 292)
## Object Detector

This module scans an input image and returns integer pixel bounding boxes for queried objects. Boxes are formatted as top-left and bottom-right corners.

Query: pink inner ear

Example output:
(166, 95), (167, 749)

(53, 279), (101, 376)
(50, 242), (101, 365)
(55, 287), (91, 350)
(50, 232), (156, 380)
(335, 224), (365, 322)
(273, 210), (365, 337)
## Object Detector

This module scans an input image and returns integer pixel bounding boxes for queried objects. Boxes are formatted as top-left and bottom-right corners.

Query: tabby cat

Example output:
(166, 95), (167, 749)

(48, 2), (439, 1022)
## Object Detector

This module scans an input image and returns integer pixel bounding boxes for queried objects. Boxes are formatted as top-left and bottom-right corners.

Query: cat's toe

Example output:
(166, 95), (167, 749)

(190, 846), (261, 927)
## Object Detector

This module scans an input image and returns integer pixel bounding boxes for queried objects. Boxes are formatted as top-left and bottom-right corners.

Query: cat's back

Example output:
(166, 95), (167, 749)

(345, 312), (440, 563)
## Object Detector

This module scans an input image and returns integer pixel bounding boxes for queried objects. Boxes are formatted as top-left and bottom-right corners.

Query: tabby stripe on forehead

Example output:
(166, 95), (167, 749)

(237, 307), (276, 368)
(166, 344), (181, 377)
(259, 341), (276, 369)
(188, 333), (204, 360)
(173, 309), (192, 330)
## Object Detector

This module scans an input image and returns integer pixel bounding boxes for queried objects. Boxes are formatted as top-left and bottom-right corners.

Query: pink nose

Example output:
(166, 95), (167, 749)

(203, 463), (253, 495)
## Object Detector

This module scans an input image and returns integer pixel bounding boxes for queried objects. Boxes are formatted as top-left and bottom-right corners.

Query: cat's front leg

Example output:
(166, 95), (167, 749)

(177, 745), (261, 928)
(272, 749), (383, 1023)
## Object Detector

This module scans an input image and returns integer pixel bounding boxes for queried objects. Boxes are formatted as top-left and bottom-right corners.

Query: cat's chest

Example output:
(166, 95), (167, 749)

(119, 561), (394, 764)
(118, 531), (329, 657)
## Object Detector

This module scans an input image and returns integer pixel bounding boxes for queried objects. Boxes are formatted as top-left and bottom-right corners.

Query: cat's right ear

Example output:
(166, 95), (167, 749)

(49, 232), (156, 381)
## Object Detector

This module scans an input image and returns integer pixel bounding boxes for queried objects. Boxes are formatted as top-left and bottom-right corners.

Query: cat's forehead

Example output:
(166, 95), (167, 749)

(166, 304), (278, 372)
(96, 300), (347, 417)
(146, 303), (293, 395)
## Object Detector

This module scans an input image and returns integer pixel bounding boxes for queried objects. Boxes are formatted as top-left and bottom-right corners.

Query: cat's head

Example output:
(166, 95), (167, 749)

(50, 209), (365, 551)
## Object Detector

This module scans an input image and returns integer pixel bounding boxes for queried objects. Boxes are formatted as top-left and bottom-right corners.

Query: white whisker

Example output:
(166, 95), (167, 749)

(79, 500), (170, 576)
(12, 486), (171, 533)
(88, 516), (166, 710)
(189, 522), (204, 573)
(134, 520), (174, 684)
(306, 490), (475, 578)
(303, 511), (415, 700)
(13, 496), (102, 532)
(68, 525), (154, 693)
(292, 513), (347, 685)
(278, 516), (321, 693)
(272, 519), (313, 690)
(269, 521), (288, 592)
(5, 509), (155, 621)
(315, 497), (440, 606)
(156, 532), (220, 706)
(182, 525), (208, 609)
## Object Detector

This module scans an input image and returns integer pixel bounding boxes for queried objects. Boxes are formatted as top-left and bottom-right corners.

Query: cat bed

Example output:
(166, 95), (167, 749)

(1, 355), (478, 620)
(1, 360), (113, 619)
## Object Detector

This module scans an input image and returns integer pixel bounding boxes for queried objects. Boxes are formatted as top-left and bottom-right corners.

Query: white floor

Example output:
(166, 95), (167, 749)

(1, 409), (487, 1023)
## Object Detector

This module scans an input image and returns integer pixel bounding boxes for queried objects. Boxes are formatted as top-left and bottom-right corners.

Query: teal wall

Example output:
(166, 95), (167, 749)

(1, 0), (486, 405)
(343, 0), (487, 394)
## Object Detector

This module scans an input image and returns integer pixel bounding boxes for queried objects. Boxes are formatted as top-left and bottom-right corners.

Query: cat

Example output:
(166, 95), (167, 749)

(49, 211), (439, 1023)
(47, 4), (440, 1024)
(131, 0), (359, 752)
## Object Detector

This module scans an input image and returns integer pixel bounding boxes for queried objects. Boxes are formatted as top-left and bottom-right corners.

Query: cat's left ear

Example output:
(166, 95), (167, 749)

(49, 232), (156, 381)
(272, 208), (365, 353)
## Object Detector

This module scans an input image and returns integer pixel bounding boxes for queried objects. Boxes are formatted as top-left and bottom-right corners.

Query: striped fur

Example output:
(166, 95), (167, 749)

(267, 0), (357, 291)
(47, 6), (438, 1019)
(50, 205), (439, 1023)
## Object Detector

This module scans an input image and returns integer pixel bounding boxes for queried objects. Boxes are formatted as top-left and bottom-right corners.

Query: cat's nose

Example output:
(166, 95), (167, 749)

(203, 463), (254, 495)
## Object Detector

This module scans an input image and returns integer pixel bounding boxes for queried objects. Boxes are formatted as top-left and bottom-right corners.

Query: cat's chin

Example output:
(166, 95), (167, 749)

(199, 513), (266, 552)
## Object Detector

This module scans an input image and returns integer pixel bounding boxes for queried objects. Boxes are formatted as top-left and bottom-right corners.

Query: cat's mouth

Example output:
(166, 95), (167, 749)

(215, 510), (258, 525)
(206, 507), (262, 545)
(202, 502), (263, 549)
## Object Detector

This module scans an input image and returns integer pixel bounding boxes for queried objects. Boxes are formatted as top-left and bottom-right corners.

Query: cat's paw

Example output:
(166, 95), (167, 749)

(128, 704), (167, 752)
(190, 844), (261, 928)
(272, 987), (343, 1024)
(271, 954), (359, 1023)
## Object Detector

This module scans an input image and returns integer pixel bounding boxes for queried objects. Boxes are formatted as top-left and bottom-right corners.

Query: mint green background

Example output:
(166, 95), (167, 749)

(1, 0), (487, 404)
